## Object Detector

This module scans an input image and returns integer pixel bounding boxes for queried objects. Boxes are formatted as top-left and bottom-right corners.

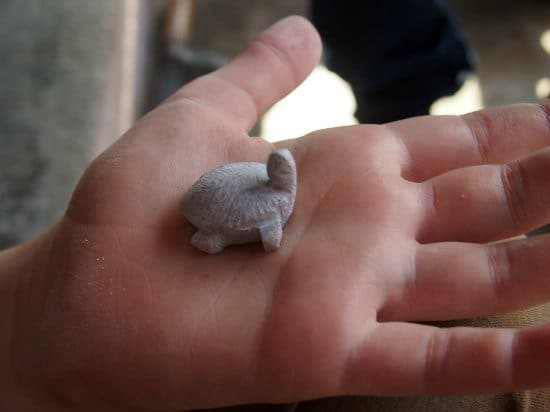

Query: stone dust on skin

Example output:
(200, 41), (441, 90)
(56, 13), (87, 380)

(181, 149), (297, 254)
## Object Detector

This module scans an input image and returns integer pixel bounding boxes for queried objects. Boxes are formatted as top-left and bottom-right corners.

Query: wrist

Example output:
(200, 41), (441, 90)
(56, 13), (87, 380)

(0, 226), (61, 411)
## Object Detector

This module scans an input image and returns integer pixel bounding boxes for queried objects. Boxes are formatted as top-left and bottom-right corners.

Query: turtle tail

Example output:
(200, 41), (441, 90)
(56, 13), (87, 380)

(267, 149), (296, 193)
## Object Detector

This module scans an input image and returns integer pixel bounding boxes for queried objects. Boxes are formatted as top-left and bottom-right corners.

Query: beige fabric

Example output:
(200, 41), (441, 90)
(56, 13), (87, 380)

(204, 303), (550, 412)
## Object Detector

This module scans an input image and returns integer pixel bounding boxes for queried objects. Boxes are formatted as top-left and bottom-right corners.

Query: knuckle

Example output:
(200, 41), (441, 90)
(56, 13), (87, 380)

(537, 100), (550, 133)
(251, 35), (298, 87)
(463, 110), (492, 163)
(486, 244), (512, 306)
(500, 161), (529, 228)
(423, 329), (451, 391)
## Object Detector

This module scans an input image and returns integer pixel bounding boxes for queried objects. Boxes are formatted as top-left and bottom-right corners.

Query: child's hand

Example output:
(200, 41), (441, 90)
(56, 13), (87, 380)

(3, 15), (550, 412)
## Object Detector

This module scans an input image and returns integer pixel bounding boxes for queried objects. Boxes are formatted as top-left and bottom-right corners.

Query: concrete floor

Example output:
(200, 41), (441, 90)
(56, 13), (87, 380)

(0, 0), (548, 246)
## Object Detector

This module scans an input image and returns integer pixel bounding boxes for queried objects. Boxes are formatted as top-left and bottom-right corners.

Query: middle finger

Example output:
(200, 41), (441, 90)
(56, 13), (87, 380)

(416, 147), (550, 244)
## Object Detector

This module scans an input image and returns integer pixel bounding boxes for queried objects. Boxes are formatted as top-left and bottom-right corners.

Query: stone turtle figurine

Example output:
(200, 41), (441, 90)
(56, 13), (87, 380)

(181, 149), (297, 254)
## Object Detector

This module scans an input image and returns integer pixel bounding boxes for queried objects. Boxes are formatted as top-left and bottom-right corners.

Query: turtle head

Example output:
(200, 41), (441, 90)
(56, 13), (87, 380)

(267, 149), (296, 194)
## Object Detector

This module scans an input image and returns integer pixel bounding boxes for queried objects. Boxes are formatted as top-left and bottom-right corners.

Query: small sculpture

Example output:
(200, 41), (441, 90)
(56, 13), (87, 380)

(181, 149), (297, 254)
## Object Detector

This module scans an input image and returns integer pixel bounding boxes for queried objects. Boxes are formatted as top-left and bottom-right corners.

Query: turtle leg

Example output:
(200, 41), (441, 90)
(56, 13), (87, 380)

(259, 219), (283, 252)
(190, 230), (225, 254)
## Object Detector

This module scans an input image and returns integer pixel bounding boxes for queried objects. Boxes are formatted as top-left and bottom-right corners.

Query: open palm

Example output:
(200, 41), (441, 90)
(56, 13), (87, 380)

(16, 16), (550, 412)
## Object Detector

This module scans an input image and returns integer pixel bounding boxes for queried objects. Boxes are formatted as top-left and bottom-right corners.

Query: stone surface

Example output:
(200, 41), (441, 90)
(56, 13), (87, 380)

(0, 1), (119, 246)
(181, 149), (297, 253)
(0, 0), (163, 247)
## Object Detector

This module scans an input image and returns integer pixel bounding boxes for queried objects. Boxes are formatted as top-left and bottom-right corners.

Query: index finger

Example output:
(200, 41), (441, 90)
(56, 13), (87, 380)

(388, 101), (550, 182)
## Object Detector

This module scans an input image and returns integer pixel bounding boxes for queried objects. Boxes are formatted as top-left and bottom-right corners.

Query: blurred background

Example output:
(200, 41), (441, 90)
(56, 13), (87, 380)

(1, 0), (549, 248)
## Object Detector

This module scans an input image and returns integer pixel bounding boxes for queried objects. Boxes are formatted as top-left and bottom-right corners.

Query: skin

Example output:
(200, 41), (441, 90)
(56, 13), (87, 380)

(1, 15), (550, 412)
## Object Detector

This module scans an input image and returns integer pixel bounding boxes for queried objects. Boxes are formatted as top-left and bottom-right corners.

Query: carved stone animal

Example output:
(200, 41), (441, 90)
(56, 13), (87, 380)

(181, 149), (297, 254)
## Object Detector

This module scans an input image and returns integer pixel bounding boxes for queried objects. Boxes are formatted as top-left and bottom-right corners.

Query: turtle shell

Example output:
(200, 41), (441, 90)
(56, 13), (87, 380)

(181, 162), (292, 232)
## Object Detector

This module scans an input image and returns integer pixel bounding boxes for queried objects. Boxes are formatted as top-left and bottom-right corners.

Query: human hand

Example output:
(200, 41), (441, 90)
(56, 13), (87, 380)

(4, 15), (550, 412)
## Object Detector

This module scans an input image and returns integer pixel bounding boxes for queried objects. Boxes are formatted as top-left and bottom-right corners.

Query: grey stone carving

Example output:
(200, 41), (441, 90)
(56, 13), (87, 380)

(181, 149), (297, 254)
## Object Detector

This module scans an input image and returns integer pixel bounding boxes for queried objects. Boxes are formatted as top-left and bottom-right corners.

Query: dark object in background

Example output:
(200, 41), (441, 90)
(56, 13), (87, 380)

(311, 0), (474, 123)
